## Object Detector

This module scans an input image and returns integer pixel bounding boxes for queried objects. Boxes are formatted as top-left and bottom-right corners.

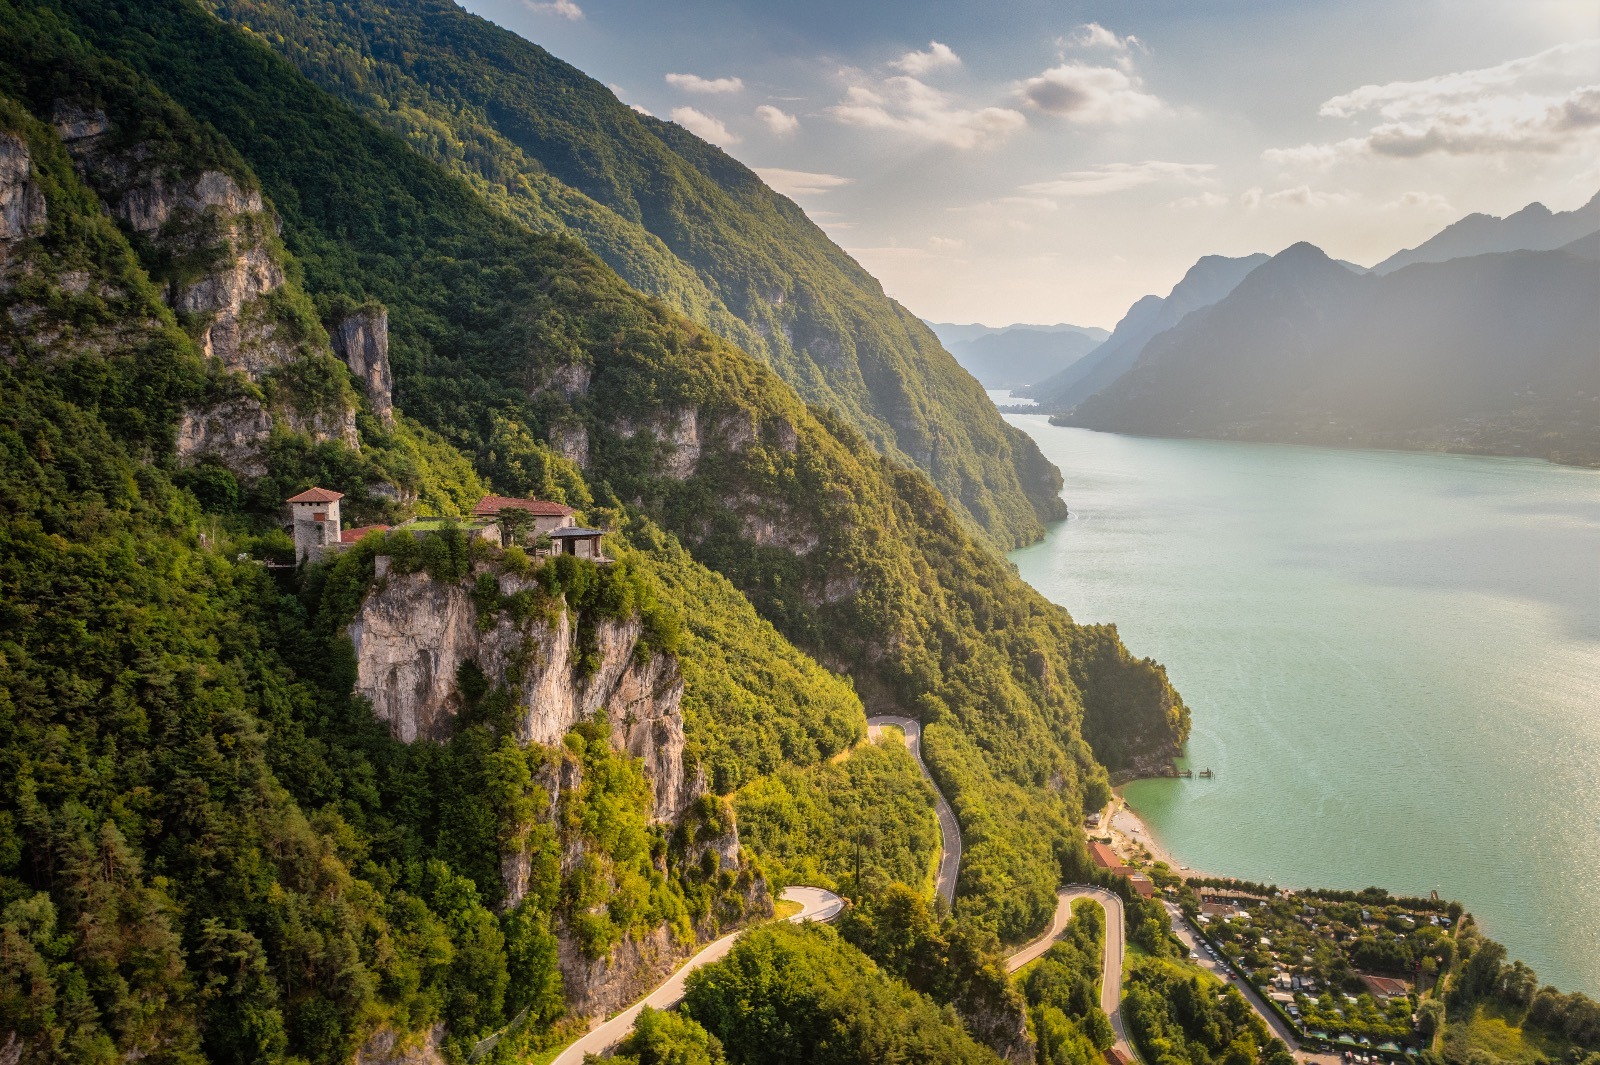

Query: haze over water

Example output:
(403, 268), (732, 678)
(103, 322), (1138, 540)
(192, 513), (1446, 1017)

(1004, 415), (1600, 996)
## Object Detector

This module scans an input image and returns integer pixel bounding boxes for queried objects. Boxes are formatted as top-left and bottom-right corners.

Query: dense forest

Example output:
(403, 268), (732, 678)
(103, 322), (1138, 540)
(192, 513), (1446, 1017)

(0, 0), (1193, 1060)
(198, 0), (1070, 550)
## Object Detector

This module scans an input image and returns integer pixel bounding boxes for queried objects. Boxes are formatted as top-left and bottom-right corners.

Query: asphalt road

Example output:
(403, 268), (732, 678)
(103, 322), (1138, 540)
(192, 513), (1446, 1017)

(866, 715), (962, 907)
(1164, 901), (1308, 1052)
(1006, 885), (1137, 1060)
(548, 886), (843, 1065)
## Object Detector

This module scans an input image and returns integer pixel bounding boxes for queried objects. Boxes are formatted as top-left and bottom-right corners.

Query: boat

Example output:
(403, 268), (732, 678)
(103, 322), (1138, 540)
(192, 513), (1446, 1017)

(1199, 767), (1214, 778)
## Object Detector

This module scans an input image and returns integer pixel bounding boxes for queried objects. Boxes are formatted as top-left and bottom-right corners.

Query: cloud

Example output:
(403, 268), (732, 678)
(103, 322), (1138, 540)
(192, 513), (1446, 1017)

(927, 235), (965, 250)
(666, 73), (744, 94)
(1065, 23), (1144, 56)
(1239, 185), (1356, 209)
(753, 168), (853, 197)
(891, 41), (962, 76)
(1021, 161), (1214, 198)
(830, 77), (1026, 149)
(670, 107), (740, 146)
(521, 0), (582, 19)
(1386, 190), (1454, 212)
(1169, 191), (1230, 209)
(1017, 63), (1164, 123)
(755, 104), (799, 135)
(1268, 40), (1600, 162)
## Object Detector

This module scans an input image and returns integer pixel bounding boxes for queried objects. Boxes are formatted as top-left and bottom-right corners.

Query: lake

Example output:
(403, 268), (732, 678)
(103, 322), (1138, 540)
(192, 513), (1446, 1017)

(1004, 418), (1600, 996)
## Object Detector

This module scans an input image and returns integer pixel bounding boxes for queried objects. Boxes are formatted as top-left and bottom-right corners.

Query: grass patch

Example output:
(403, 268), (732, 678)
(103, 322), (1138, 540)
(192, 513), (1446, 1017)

(1446, 1001), (1576, 1065)
(773, 899), (803, 921)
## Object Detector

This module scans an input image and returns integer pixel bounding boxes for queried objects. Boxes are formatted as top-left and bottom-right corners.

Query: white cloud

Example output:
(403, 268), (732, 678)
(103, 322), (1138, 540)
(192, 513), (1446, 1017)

(891, 42), (962, 76)
(1241, 185), (1357, 209)
(522, 0), (582, 19)
(1021, 161), (1214, 198)
(1269, 40), (1600, 162)
(755, 104), (800, 135)
(670, 107), (741, 146)
(1386, 190), (1454, 212)
(753, 168), (853, 197)
(928, 235), (965, 250)
(666, 73), (745, 95)
(830, 77), (1026, 149)
(1170, 191), (1230, 209)
(1065, 23), (1144, 56)
(1016, 63), (1164, 123)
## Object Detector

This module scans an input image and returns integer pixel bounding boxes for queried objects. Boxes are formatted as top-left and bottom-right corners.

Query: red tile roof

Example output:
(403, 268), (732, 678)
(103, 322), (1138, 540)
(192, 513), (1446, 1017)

(340, 524), (391, 544)
(1090, 841), (1126, 871)
(471, 495), (575, 518)
(286, 486), (344, 503)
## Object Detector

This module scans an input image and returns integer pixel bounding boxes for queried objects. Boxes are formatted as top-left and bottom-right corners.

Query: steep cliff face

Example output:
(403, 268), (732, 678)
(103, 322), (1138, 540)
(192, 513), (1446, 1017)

(47, 101), (360, 466)
(330, 303), (394, 423)
(350, 568), (694, 823)
(0, 131), (46, 251)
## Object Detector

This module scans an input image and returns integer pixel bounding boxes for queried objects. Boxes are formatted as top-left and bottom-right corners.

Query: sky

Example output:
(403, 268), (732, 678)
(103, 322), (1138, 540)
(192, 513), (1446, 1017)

(459, 0), (1598, 328)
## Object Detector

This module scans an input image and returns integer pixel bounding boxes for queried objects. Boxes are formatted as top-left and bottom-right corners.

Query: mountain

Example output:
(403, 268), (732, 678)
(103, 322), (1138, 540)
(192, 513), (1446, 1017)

(1025, 253), (1270, 410)
(926, 323), (1109, 389)
(184, 0), (1068, 549)
(1372, 190), (1600, 275)
(926, 321), (1111, 347)
(1058, 241), (1600, 465)
(0, 1), (1188, 1059)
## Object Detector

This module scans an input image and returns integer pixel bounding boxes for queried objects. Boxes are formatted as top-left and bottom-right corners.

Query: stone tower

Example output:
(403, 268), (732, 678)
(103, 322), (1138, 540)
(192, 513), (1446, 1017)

(286, 486), (343, 562)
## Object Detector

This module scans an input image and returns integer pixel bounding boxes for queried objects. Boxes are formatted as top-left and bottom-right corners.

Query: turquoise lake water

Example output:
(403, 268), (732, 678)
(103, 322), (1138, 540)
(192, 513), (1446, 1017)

(1003, 417), (1600, 996)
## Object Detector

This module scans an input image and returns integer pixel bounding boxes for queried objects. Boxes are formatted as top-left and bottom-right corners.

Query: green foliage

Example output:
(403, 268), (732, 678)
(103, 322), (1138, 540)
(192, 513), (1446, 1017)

(734, 743), (938, 896)
(1021, 900), (1116, 1057)
(682, 921), (1003, 1065)
(201, 0), (1069, 549)
(1124, 956), (1284, 1065)
(33, 0), (1188, 946)
(614, 1007), (726, 1065)
(838, 885), (1029, 1055)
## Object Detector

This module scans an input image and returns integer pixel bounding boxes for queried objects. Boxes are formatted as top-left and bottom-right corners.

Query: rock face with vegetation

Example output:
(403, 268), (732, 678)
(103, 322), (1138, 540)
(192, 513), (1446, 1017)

(351, 565), (696, 822)
(202, 0), (1070, 548)
(0, 2), (1194, 1062)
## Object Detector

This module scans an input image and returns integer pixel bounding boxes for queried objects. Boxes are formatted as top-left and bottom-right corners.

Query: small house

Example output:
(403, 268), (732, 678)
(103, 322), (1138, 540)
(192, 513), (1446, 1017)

(471, 495), (577, 539)
(550, 526), (606, 561)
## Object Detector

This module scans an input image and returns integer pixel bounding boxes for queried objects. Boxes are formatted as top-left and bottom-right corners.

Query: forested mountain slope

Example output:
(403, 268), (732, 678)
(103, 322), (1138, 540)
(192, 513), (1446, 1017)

(0, 0), (1188, 1060)
(1057, 242), (1600, 466)
(198, 0), (1069, 548)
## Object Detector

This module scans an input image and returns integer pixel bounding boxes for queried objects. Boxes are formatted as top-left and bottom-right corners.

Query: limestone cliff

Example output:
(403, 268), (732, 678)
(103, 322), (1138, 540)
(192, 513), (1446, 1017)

(349, 568), (694, 823)
(49, 102), (360, 468)
(330, 303), (394, 423)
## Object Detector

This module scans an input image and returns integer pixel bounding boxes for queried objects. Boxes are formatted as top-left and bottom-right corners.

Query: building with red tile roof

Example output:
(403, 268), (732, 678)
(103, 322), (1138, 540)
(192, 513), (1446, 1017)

(286, 486), (345, 504)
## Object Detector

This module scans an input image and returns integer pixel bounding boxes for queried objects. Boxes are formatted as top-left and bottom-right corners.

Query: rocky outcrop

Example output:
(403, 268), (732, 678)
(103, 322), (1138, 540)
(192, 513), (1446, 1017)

(0, 132), (46, 252)
(330, 305), (394, 422)
(349, 569), (693, 821)
(175, 396), (273, 477)
(549, 422), (588, 467)
(354, 1024), (445, 1065)
(613, 408), (700, 479)
(51, 104), (361, 468)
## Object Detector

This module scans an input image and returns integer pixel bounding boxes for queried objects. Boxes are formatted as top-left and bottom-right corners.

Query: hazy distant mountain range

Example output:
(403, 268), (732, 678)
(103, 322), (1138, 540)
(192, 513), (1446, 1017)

(926, 321), (1109, 389)
(1053, 235), (1600, 464)
(1021, 254), (1271, 410)
(999, 192), (1599, 466)
(1372, 190), (1600, 275)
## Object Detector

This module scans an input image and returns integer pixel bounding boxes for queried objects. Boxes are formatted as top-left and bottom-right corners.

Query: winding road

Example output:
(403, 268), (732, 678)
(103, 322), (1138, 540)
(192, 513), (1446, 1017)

(550, 717), (1140, 1063)
(865, 716), (961, 906)
(550, 887), (844, 1065)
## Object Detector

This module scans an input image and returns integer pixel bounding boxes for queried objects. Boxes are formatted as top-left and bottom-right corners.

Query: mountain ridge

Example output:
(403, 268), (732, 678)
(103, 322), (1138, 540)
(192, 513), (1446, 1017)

(1056, 240), (1600, 466)
(1372, 190), (1600, 275)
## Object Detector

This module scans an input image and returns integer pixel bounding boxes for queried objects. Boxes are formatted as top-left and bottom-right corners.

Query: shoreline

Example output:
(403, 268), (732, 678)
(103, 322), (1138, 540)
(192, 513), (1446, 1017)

(1105, 786), (1218, 882)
